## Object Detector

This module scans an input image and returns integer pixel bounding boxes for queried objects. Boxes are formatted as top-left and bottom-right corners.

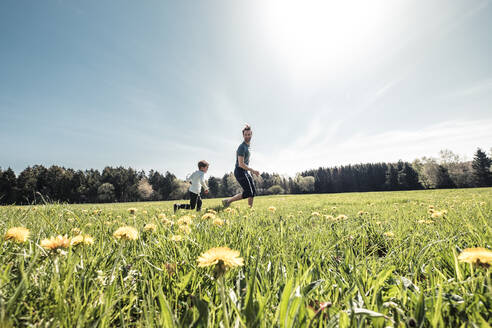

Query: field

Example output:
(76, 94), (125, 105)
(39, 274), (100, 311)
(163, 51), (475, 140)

(1, 188), (491, 327)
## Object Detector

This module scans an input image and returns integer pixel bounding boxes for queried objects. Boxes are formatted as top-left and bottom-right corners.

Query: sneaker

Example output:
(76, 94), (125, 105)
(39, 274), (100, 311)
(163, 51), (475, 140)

(222, 199), (229, 208)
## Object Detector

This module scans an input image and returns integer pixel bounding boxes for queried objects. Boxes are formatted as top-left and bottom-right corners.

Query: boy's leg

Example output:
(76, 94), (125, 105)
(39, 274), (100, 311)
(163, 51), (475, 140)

(189, 192), (198, 210)
(196, 195), (202, 211)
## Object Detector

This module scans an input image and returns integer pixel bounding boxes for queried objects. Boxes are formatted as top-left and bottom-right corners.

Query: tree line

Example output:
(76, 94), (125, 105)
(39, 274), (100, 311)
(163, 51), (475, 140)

(0, 148), (491, 205)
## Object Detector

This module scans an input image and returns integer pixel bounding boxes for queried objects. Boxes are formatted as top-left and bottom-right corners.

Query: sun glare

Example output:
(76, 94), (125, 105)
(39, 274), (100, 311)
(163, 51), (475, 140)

(261, 0), (391, 80)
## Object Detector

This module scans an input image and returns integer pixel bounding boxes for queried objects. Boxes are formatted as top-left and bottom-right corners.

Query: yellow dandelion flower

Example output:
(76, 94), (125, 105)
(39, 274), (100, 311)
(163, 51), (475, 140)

(213, 218), (224, 226)
(158, 213), (167, 219)
(5, 227), (30, 243)
(161, 218), (173, 226)
(336, 214), (348, 221)
(331, 207), (337, 210)
(170, 235), (183, 242)
(324, 215), (335, 221)
(311, 212), (320, 217)
(375, 221), (382, 225)
(177, 216), (193, 226)
(202, 213), (216, 220)
(113, 226), (139, 240)
(431, 211), (444, 218)
(40, 235), (71, 250)
(197, 247), (244, 269)
(71, 227), (81, 235)
(458, 247), (492, 266)
(268, 206), (276, 212)
(127, 208), (137, 214)
(179, 225), (191, 235)
(357, 210), (365, 216)
(142, 210), (148, 214)
(144, 223), (157, 232)
(384, 232), (395, 238)
(207, 209), (217, 215)
(70, 234), (94, 246)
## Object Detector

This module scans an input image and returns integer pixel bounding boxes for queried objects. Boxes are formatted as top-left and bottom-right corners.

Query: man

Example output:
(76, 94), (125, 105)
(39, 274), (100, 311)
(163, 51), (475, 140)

(222, 124), (260, 208)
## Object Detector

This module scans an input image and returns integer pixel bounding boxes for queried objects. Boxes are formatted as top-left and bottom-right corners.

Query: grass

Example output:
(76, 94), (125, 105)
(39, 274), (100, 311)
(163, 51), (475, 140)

(1, 188), (491, 327)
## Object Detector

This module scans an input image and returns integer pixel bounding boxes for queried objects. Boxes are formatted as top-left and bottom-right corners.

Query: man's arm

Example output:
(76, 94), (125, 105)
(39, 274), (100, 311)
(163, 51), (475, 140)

(238, 156), (259, 176)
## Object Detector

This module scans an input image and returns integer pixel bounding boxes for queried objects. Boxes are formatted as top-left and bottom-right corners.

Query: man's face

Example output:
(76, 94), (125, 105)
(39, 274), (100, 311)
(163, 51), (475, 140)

(243, 130), (252, 143)
(201, 166), (209, 173)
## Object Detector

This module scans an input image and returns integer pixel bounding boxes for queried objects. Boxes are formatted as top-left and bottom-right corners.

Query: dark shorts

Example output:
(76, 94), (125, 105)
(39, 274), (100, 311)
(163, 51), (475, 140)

(234, 167), (256, 198)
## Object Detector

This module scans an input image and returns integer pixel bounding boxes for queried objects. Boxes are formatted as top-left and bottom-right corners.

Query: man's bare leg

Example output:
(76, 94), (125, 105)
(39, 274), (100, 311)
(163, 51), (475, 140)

(224, 193), (242, 206)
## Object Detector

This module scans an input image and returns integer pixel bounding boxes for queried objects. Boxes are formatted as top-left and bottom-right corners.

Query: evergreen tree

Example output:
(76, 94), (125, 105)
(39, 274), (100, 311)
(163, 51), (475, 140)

(385, 165), (399, 190)
(471, 148), (492, 187)
(207, 177), (220, 198)
(0, 168), (18, 204)
(435, 165), (455, 189)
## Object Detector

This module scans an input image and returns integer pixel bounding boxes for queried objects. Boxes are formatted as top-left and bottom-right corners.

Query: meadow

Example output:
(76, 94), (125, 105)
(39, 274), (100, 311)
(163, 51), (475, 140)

(1, 188), (491, 327)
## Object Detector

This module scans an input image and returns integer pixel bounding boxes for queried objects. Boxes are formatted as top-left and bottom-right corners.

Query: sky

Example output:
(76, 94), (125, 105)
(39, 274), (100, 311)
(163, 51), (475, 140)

(1, 0), (491, 179)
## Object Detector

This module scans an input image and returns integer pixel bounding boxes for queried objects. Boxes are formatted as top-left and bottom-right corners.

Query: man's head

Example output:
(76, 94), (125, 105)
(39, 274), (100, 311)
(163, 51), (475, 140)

(198, 160), (209, 173)
(242, 124), (252, 144)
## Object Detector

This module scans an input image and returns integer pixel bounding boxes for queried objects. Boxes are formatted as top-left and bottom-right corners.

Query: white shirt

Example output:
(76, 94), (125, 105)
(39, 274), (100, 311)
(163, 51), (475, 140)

(186, 170), (208, 194)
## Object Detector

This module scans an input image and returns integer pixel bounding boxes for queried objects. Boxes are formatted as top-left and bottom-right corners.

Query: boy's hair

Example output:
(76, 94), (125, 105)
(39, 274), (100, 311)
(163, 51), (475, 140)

(242, 123), (251, 134)
(198, 160), (209, 169)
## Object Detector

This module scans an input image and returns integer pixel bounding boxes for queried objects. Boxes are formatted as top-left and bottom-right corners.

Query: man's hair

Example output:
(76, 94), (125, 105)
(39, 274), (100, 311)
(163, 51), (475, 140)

(198, 160), (209, 169)
(242, 124), (251, 134)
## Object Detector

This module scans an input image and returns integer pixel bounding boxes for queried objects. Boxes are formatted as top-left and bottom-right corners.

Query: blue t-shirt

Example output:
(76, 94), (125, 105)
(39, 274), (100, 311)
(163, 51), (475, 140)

(235, 142), (250, 168)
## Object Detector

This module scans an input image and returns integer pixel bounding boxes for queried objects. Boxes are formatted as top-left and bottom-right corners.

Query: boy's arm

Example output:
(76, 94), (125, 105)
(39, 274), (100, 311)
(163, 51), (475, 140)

(200, 175), (209, 192)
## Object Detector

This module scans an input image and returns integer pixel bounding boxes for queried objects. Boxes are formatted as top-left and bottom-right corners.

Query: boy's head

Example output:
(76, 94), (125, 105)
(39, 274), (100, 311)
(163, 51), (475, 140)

(198, 160), (209, 172)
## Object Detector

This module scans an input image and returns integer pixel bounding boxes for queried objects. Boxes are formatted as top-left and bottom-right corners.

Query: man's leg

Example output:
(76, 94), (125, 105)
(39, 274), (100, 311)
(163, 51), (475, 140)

(226, 193), (243, 205)
(246, 172), (256, 208)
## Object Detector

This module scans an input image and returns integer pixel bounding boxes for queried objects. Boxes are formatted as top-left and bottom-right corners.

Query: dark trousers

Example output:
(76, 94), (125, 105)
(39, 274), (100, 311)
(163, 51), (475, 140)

(176, 192), (202, 211)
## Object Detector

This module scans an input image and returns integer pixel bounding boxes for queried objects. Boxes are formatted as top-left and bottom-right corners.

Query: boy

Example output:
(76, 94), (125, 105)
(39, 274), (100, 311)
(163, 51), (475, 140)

(174, 160), (209, 212)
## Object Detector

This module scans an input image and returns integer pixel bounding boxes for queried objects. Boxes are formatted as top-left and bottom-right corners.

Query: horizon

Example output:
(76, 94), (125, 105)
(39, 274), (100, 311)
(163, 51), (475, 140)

(1, 0), (491, 179)
(2, 146), (488, 180)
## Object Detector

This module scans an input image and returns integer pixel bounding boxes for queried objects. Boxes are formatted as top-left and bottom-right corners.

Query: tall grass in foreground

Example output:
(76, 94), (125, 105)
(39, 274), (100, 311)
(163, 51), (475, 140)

(1, 188), (491, 327)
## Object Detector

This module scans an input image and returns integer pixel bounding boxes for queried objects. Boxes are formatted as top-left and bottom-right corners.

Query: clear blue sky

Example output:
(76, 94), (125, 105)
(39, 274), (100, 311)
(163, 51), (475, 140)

(1, 0), (491, 178)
